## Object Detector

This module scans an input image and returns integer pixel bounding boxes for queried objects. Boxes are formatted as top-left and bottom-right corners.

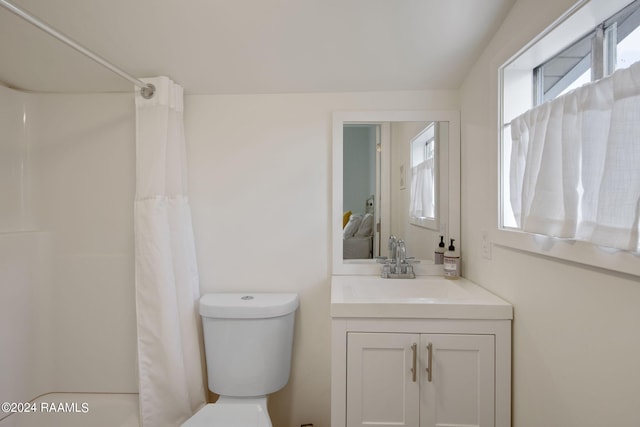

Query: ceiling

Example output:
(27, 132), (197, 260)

(0, 0), (515, 95)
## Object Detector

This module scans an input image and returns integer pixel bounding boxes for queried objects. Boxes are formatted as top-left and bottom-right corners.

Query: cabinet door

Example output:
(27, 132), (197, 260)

(347, 333), (420, 427)
(420, 334), (495, 427)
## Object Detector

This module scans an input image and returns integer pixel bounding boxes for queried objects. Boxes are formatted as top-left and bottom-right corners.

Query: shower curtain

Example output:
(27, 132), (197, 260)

(134, 76), (206, 426)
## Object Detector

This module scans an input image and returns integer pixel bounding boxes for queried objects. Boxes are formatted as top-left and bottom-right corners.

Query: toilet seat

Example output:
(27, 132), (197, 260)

(181, 402), (272, 427)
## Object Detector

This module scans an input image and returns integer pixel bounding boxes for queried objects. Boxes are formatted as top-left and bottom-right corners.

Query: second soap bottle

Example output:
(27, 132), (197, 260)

(443, 238), (460, 279)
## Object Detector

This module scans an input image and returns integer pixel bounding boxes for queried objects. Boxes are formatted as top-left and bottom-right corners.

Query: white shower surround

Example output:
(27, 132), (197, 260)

(0, 85), (138, 407)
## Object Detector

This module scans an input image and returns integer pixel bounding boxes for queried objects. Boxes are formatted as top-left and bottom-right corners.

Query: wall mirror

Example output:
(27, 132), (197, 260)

(332, 110), (460, 275)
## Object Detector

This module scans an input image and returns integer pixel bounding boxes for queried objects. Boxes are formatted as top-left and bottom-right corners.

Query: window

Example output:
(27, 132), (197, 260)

(533, 0), (640, 105)
(499, 0), (640, 276)
(409, 123), (437, 229)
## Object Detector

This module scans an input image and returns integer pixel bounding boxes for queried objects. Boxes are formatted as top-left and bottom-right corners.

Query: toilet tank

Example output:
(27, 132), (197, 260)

(199, 293), (299, 397)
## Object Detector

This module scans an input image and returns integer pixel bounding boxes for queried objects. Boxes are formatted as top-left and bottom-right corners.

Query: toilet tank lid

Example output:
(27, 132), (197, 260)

(199, 293), (299, 319)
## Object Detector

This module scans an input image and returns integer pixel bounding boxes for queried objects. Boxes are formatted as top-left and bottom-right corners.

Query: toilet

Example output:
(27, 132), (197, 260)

(182, 293), (299, 427)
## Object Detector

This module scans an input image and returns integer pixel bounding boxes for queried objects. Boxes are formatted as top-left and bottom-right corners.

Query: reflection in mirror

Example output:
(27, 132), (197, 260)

(333, 111), (460, 276)
(342, 121), (447, 260)
(409, 123), (438, 226)
(343, 124), (380, 259)
(391, 121), (448, 260)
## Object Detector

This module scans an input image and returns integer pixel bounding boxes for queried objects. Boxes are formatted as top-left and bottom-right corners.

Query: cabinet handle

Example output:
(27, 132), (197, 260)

(425, 342), (433, 382)
(410, 343), (417, 382)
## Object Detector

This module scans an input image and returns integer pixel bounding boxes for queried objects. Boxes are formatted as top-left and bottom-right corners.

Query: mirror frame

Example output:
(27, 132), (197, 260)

(332, 110), (460, 276)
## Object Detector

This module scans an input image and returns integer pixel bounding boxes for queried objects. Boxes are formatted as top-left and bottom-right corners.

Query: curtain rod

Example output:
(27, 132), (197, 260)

(0, 0), (155, 99)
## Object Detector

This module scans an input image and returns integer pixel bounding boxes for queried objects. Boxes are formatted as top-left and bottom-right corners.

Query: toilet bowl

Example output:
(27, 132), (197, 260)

(181, 397), (271, 427)
(181, 293), (298, 427)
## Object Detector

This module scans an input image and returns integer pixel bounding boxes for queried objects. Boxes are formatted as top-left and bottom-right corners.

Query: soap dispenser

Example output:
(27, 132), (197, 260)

(443, 238), (460, 280)
(434, 236), (445, 264)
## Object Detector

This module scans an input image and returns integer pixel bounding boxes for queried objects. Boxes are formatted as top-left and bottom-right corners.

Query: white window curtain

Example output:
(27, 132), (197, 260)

(134, 76), (206, 426)
(410, 158), (435, 219)
(510, 61), (640, 252)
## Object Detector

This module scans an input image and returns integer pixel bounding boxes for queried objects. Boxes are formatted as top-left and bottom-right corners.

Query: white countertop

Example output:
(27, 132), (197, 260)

(331, 275), (513, 320)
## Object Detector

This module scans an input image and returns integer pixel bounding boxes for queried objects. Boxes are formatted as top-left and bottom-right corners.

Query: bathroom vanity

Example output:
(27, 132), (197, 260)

(330, 276), (513, 427)
(330, 110), (510, 426)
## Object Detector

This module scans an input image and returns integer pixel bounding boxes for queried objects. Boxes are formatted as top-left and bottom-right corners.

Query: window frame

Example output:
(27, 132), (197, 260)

(497, 0), (640, 277)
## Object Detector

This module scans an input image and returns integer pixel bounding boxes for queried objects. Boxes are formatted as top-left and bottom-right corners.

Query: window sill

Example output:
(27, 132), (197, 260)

(409, 216), (438, 231)
(493, 228), (640, 278)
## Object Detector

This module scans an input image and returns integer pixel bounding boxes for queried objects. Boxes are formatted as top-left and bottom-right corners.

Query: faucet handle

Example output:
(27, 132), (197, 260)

(406, 264), (416, 278)
(381, 262), (391, 278)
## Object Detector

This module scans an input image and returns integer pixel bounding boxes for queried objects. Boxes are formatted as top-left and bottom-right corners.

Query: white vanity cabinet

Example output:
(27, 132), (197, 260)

(331, 276), (513, 427)
(346, 332), (495, 427)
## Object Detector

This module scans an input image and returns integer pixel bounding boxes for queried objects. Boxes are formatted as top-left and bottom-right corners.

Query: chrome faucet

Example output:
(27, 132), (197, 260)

(377, 236), (418, 279)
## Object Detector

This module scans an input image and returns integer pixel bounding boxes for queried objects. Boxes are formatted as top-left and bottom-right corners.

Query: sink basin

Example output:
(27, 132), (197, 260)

(331, 275), (512, 319)
(342, 276), (472, 300)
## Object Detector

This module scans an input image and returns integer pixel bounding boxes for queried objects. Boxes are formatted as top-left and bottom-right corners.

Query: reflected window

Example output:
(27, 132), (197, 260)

(409, 123), (436, 223)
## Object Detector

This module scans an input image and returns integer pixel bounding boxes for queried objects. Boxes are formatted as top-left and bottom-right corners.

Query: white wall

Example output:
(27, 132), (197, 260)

(185, 89), (459, 427)
(460, 1), (640, 426)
